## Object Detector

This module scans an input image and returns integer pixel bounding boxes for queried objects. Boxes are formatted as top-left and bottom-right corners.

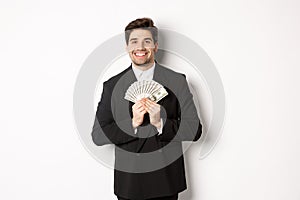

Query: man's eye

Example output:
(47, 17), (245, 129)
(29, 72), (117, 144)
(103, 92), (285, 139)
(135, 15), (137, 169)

(145, 40), (151, 43)
(131, 41), (137, 44)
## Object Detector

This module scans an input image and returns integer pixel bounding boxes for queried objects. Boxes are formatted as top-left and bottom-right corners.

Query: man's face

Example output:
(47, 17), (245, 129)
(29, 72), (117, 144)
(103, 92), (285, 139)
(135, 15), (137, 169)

(126, 29), (158, 68)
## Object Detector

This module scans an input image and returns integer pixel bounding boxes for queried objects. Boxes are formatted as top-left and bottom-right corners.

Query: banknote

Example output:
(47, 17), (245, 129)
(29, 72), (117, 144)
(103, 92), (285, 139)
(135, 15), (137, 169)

(124, 80), (168, 103)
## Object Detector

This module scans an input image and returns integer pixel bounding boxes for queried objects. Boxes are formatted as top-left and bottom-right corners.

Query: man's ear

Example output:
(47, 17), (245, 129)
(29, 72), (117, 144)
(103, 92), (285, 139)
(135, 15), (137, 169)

(154, 42), (158, 53)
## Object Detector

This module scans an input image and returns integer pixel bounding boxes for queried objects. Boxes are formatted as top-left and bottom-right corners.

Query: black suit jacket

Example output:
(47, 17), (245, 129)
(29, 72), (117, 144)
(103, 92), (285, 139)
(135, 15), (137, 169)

(92, 63), (202, 199)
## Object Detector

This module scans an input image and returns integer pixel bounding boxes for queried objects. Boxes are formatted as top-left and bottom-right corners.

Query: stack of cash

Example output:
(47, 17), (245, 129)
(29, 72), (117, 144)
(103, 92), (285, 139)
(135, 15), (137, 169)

(124, 80), (168, 103)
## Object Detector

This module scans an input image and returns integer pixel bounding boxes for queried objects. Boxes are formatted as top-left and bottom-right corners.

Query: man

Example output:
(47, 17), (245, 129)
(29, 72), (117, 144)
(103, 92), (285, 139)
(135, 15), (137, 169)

(92, 18), (202, 200)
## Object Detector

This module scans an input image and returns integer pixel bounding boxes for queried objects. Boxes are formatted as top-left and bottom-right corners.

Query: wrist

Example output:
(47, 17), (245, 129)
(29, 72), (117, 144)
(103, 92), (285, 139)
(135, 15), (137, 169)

(152, 120), (161, 129)
(132, 119), (139, 129)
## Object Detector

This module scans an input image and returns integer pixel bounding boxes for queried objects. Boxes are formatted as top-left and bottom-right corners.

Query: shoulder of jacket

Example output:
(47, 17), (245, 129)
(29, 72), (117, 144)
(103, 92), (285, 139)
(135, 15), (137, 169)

(156, 63), (187, 80)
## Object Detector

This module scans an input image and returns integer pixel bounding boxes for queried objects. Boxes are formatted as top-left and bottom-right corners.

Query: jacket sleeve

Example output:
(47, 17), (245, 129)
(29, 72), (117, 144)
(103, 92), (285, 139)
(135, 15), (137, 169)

(158, 75), (202, 142)
(91, 81), (138, 146)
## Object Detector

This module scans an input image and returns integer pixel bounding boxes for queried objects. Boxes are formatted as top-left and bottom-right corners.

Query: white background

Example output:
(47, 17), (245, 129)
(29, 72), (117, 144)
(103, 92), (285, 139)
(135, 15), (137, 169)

(1, 0), (300, 200)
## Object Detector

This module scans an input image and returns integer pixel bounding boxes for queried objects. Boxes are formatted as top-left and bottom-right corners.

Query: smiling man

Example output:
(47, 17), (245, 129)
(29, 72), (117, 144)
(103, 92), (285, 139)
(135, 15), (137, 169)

(126, 28), (158, 70)
(92, 18), (202, 200)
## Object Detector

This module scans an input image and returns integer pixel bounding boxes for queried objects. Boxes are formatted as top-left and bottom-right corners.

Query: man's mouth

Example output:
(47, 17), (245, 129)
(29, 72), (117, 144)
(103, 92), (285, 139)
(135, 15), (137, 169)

(134, 52), (148, 58)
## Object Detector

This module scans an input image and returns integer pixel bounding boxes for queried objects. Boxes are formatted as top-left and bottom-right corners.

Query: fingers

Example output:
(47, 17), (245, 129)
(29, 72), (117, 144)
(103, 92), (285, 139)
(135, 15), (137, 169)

(133, 98), (160, 115)
(132, 100), (147, 116)
(143, 99), (159, 114)
(143, 101), (152, 113)
(134, 106), (146, 115)
(133, 98), (161, 128)
(137, 107), (147, 114)
(144, 98), (155, 105)
(132, 101), (144, 110)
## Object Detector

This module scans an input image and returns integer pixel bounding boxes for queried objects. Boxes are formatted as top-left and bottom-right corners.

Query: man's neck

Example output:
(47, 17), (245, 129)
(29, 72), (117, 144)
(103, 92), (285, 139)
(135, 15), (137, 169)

(132, 62), (155, 71)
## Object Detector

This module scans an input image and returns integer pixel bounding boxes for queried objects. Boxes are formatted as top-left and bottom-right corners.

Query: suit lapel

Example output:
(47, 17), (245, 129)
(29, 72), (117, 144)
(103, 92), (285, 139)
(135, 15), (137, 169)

(153, 63), (168, 87)
(122, 65), (137, 88)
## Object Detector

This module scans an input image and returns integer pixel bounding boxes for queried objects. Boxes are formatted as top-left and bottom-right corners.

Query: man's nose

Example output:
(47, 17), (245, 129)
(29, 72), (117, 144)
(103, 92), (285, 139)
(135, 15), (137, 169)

(135, 41), (145, 50)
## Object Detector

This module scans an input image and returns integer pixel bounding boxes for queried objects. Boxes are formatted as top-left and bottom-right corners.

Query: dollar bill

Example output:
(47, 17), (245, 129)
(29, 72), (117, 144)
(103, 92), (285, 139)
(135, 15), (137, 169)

(148, 87), (168, 102)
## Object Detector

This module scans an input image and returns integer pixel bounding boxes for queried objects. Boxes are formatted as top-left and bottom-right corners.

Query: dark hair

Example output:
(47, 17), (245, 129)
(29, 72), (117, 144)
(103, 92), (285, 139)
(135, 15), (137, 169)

(125, 17), (158, 45)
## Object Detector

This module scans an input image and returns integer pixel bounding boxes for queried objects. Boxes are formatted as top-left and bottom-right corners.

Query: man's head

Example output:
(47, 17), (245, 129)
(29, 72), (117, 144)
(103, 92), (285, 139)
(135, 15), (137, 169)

(125, 18), (158, 70)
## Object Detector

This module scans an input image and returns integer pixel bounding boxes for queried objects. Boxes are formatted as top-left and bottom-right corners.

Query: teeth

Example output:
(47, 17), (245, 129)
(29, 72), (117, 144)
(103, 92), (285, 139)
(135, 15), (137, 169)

(135, 53), (146, 56)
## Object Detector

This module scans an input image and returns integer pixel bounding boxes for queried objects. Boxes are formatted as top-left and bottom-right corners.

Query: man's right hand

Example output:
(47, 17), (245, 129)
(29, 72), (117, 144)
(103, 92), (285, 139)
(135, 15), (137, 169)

(132, 99), (147, 129)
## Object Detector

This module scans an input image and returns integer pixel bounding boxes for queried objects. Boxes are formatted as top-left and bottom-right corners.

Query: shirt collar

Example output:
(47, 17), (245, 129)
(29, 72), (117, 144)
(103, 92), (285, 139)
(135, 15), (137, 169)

(131, 62), (156, 81)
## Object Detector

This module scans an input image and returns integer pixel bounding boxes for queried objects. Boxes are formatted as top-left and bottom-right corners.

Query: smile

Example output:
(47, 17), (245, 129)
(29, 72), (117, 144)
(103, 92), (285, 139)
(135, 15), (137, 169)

(134, 52), (148, 58)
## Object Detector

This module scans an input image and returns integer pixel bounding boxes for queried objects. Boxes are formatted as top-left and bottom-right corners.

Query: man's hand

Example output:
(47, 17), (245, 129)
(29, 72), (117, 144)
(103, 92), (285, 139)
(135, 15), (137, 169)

(132, 99), (147, 129)
(143, 98), (161, 129)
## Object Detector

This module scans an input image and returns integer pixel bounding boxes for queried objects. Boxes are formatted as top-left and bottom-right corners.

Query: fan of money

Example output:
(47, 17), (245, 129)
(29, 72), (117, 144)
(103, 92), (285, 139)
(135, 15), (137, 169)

(124, 80), (168, 103)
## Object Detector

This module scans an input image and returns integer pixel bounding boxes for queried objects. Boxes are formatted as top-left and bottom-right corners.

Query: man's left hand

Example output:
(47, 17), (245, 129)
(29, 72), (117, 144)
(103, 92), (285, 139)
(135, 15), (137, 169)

(142, 98), (161, 129)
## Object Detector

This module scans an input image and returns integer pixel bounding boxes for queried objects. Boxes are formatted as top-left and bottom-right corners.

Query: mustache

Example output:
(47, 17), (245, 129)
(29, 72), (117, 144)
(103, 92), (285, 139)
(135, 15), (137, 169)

(128, 47), (156, 53)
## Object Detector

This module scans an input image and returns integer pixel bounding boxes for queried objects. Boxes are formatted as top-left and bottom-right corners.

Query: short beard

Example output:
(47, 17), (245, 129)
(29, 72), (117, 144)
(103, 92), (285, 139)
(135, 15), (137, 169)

(132, 58), (152, 67)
